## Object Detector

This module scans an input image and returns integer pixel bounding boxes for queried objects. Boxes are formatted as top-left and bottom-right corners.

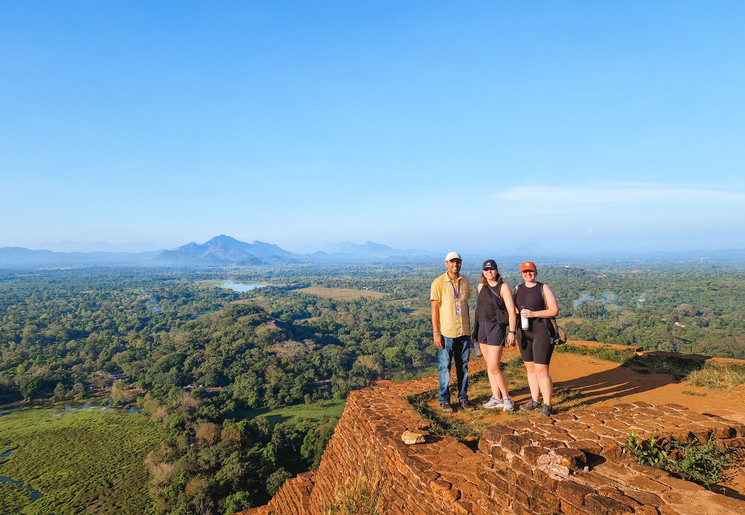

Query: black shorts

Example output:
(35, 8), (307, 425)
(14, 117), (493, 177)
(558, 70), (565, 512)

(518, 318), (554, 365)
(476, 320), (506, 346)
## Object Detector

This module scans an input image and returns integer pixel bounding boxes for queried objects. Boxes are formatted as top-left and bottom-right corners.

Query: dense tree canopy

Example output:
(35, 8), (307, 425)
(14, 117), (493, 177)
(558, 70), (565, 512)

(1, 261), (744, 512)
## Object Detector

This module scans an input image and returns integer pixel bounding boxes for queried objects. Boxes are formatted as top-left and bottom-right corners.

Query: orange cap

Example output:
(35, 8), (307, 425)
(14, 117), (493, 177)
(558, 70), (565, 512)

(520, 261), (537, 272)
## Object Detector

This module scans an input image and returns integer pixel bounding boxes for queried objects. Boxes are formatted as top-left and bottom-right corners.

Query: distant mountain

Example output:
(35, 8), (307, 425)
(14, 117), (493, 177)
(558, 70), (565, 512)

(639, 248), (745, 264)
(154, 235), (300, 266)
(1, 236), (435, 268)
(0, 247), (59, 266)
(513, 242), (545, 254)
(319, 241), (433, 261)
(154, 236), (435, 266)
(38, 241), (163, 253)
(0, 247), (159, 267)
(324, 241), (395, 256)
(8, 236), (742, 269)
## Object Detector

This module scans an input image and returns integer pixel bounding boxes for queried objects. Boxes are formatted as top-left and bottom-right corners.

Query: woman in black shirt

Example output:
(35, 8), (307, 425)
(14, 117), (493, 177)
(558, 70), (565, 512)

(473, 259), (517, 410)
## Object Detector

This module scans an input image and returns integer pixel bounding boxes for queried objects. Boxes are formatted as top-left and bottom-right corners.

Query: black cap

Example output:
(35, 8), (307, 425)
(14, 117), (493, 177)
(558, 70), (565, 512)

(482, 259), (498, 271)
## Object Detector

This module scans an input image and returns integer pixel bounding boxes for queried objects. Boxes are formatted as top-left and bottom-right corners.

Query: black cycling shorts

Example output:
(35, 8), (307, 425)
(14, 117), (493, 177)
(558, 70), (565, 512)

(518, 318), (554, 365)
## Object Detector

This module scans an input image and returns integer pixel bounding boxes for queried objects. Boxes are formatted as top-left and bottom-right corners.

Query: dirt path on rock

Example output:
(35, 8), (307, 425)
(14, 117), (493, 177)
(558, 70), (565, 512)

(465, 342), (745, 497)
(543, 345), (745, 424)
(460, 341), (745, 424)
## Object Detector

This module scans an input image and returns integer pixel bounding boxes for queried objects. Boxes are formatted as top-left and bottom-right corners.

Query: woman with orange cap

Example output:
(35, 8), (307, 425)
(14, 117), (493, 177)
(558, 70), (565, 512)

(513, 261), (559, 416)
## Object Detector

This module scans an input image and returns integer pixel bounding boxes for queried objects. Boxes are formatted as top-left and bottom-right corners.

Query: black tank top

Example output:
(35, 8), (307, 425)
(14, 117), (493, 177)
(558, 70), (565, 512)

(514, 281), (546, 311)
(476, 281), (505, 323)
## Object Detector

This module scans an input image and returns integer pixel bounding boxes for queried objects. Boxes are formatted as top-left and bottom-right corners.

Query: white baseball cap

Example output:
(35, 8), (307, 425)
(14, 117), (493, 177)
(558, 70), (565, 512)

(445, 251), (462, 261)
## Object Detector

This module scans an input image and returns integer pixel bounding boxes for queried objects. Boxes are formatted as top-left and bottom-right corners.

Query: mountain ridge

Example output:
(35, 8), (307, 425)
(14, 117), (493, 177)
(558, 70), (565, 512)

(0, 236), (434, 268)
(3, 237), (745, 268)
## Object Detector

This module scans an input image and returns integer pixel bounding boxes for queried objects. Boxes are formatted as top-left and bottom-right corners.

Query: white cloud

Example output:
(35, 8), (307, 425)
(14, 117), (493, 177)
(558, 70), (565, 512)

(493, 183), (745, 206)
(474, 181), (745, 252)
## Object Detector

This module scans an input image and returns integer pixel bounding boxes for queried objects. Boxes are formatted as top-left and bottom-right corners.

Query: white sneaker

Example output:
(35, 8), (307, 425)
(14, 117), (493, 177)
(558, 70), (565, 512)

(502, 397), (514, 411)
(483, 397), (503, 409)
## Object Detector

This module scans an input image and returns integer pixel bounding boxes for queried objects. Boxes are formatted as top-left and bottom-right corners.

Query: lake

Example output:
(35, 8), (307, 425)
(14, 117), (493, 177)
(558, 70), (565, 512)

(221, 281), (266, 292)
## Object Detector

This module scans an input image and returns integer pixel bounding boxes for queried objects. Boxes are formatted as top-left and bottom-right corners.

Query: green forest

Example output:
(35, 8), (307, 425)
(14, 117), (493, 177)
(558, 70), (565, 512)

(1, 261), (744, 513)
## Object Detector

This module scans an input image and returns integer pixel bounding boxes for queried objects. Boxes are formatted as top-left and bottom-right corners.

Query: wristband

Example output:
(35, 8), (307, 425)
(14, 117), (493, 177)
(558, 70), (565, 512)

(434, 332), (441, 335)
(509, 330), (516, 334)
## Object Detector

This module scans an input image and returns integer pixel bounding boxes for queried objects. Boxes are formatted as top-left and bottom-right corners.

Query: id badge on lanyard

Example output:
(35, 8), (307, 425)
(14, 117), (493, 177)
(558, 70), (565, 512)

(451, 280), (461, 316)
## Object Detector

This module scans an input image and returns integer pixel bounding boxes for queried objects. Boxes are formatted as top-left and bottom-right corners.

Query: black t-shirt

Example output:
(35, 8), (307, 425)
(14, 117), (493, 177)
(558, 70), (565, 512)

(514, 281), (546, 311)
(476, 281), (505, 324)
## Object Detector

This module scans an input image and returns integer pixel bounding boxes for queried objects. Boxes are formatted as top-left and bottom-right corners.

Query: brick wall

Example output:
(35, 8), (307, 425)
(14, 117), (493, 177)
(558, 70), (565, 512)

(246, 358), (745, 514)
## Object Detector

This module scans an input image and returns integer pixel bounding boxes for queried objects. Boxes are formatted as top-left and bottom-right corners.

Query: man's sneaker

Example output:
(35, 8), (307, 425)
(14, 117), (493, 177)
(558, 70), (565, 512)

(440, 401), (453, 412)
(502, 397), (515, 411)
(461, 400), (475, 411)
(483, 397), (503, 409)
(540, 404), (554, 417)
(520, 399), (541, 411)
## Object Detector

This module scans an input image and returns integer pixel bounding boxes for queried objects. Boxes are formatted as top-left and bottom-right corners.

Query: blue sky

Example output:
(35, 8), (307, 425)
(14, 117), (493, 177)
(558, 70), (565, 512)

(2, 1), (744, 256)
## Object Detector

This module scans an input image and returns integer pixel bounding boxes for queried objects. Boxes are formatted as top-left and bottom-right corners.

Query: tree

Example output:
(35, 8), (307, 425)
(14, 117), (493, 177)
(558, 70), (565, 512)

(382, 346), (405, 368)
(195, 422), (222, 448)
(53, 381), (68, 401)
(111, 379), (131, 405)
(266, 467), (292, 496)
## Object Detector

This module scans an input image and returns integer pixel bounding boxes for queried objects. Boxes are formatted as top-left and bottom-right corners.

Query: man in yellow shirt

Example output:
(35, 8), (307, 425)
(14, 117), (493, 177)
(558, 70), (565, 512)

(430, 252), (474, 412)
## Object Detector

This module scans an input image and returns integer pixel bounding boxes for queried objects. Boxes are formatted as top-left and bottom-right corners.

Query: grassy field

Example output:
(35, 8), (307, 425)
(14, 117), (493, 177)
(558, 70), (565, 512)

(297, 286), (386, 300)
(241, 399), (347, 425)
(0, 407), (164, 514)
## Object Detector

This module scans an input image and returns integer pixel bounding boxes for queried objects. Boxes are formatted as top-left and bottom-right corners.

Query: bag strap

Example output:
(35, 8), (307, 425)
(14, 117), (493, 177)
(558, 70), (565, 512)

(540, 283), (547, 310)
(485, 279), (502, 299)
(539, 284), (562, 341)
(484, 279), (505, 308)
(539, 282), (554, 323)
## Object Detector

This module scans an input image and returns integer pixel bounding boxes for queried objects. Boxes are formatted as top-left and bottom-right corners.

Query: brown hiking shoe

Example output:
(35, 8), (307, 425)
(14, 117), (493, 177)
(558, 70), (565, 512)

(520, 399), (541, 411)
(461, 400), (475, 411)
(440, 402), (453, 412)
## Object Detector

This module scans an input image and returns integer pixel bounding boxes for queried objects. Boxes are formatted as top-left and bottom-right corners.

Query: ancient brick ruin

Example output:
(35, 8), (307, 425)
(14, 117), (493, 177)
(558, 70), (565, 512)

(246, 358), (745, 514)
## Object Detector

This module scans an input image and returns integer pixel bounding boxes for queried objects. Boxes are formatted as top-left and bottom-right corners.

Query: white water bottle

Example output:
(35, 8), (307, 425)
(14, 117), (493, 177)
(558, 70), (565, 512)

(520, 308), (529, 330)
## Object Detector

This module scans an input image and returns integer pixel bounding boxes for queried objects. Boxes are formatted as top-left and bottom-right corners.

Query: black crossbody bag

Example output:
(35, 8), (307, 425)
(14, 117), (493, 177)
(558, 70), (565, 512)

(484, 282), (510, 327)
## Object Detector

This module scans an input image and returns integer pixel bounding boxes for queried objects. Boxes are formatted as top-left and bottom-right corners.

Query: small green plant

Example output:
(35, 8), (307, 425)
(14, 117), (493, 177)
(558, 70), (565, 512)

(668, 437), (735, 486)
(624, 431), (734, 488)
(623, 431), (672, 468)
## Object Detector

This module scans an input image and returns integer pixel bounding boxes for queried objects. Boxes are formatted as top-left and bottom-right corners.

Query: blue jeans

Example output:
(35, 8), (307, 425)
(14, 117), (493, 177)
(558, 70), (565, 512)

(438, 335), (471, 404)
